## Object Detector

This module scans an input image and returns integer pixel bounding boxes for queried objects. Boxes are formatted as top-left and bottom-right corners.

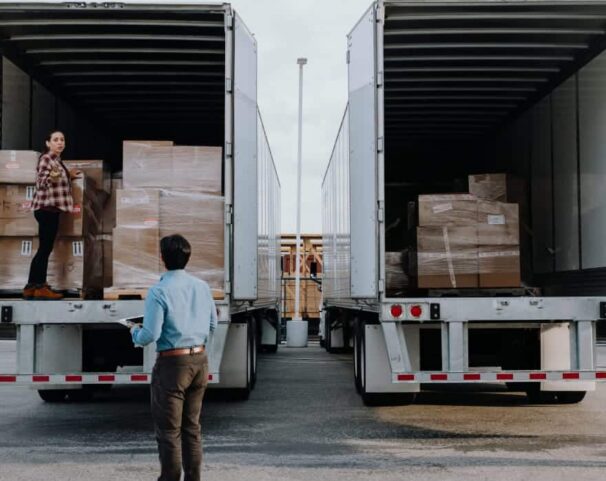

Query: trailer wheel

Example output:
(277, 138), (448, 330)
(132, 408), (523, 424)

(554, 391), (586, 404)
(38, 389), (69, 403)
(353, 318), (364, 394)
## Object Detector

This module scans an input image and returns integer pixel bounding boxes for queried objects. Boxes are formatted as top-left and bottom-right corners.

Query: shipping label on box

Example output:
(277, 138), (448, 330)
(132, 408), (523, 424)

(418, 194), (478, 226)
(115, 188), (160, 228)
(477, 201), (520, 246)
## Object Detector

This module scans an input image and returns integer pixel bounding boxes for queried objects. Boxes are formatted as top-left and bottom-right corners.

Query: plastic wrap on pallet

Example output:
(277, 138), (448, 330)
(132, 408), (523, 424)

(0, 150), (39, 184)
(64, 160), (111, 195)
(385, 251), (409, 294)
(477, 201), (519, 246)
(0, 184), (37, 235)
(102, 178), (123, 235)
(122, 141), (222, 193)
(468, 173), (508, 202)
(418, 194), (478, 226)
(417, 226), (478, 288)
(112, 226), (161, 288)
(58, 175), (104, 237)
(0, 234), (102, 293)
(479, 246), (521, 288)
(112, 188), (224, 296)
(159, 189), (224, 293)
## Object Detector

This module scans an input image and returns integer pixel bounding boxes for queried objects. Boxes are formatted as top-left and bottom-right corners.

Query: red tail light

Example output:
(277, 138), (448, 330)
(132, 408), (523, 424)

(410, 305), (423, 318)
(390, 304), (403, 318)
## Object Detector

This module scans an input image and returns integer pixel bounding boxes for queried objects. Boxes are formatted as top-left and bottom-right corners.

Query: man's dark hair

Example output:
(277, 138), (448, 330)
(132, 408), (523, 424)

(160, 234), (191, 270)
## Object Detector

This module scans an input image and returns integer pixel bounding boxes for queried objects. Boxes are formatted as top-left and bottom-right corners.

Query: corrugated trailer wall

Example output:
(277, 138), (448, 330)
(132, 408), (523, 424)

(1, 56), (113, 160)
(491, 49), (606, 294)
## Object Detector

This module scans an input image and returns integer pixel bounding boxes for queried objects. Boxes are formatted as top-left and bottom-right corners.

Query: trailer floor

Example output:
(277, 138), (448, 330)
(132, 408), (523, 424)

(1, 340), (606, 480)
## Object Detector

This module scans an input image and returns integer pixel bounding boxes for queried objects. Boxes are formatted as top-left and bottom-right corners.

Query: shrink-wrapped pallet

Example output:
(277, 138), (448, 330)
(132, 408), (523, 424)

(64, 160), (111, 195)
(58, 176), (104, 237)
(479, 246), (521, 288)
(0, 184), (37, 235)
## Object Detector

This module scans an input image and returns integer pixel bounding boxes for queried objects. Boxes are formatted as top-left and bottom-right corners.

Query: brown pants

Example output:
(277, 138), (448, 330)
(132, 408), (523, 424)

(151, 351), (209, 481)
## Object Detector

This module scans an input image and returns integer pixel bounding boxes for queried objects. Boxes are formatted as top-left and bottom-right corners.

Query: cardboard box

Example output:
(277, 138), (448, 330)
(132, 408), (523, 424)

(418, 194), (478, 226)
(0, 151), (39, 184)
(112, 226), (160, 288)
(159, 190), (224, 293)
(122, 141), (222, 193)
(0, 184), (37, 235)
(47, 235), (103, 291)
(0, 237), (36, 288)
(385, 251), (409, 294)
(477, 201), (520, 246)
(0, 235), (102, 292)
(64, 160), (111, 195)
(469, 173), (526, 203)
(479, 246), (521, 288)
(417, 226), (478, 288)
(58, 176), (104, 237)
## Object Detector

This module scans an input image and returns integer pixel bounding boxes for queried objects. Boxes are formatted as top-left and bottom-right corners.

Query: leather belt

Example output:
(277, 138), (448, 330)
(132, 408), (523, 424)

(158, 345), (205, 358)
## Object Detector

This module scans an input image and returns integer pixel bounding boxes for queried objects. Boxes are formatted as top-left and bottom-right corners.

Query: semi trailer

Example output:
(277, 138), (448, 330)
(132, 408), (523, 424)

(0, 1), (281, 401)
(322, 0), (606, 405)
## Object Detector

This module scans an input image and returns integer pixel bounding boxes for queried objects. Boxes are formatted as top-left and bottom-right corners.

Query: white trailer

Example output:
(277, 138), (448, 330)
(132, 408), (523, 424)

(0, 1), (281, 401)
(322, 0), (606, 405)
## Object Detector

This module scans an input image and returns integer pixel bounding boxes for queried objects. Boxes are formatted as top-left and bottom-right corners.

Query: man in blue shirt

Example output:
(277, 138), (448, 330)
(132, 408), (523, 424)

(131, 234), (217, 481)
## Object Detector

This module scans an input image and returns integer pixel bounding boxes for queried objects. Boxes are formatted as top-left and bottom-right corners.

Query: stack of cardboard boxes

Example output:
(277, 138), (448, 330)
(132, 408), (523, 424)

(0, 151), (106, 294)
(112, 141), (224, 298)
(416, 174), (522, 289)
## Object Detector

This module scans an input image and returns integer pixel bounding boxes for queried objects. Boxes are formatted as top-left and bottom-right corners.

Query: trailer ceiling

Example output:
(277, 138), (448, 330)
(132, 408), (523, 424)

(0, 2), (226, 143)
(384, 1), (606, 140)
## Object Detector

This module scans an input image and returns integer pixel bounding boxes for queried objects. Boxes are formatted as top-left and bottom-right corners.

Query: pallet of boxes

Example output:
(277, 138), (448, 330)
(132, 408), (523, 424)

(106, 141), (224, 300)
(416, 174), (523, 291)
(0, 151), (107, 298)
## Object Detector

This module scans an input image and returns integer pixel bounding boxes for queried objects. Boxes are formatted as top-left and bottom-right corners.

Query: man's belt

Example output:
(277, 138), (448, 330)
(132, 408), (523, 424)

(158, 345), (205, 358)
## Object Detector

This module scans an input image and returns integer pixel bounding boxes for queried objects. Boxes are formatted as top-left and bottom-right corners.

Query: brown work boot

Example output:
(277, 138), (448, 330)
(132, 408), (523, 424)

(22, 284), (38, 300)
(33, 285), (64, 300)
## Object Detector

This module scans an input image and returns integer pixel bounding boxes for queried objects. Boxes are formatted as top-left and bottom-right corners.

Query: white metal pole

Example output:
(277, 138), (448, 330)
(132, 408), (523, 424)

(294, 57), (307, 321)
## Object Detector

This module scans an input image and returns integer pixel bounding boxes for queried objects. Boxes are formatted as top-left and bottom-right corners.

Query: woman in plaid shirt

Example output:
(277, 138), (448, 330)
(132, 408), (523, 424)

(23, 131), (81, 300)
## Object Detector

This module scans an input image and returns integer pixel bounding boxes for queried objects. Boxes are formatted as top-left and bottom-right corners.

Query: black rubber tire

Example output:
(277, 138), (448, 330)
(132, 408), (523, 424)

(38, 389), (69, 403)
(353, 319), (362, 395)
(554, 391), (586, 404)
(67, 387), (95, 402)
(362, 392), (417, 407)
(249, 316), (257, 389)
(525, 385), (557, 404)
(263, 344), (278, 354)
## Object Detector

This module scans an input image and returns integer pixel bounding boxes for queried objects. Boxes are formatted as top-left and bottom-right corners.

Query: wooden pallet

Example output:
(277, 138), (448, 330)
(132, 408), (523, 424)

(104, 288), (149, 300)
(104, 287), (225, 301)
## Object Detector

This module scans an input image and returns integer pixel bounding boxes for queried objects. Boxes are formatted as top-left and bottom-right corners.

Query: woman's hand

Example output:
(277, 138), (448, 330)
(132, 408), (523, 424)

(69, 169), (83, 180)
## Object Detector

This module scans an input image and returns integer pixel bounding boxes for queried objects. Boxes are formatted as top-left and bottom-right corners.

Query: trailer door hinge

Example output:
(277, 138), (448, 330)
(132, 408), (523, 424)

(225, 281), (232, 294)
(226, 13), (234, 29)
(377, 136), (384, 153)
(377, 72), (383, 88)
(377, 206), (384, 223)
(346, 50), (350, 65)
(225, 142), (233, 157)
(226, 77), (233, 93)
(378, 279), (385, 294)
(225, 205), (233, 225)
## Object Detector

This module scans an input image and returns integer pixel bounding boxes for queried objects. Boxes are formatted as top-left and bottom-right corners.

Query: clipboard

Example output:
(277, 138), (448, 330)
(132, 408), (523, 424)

(115, 316), (144, 328)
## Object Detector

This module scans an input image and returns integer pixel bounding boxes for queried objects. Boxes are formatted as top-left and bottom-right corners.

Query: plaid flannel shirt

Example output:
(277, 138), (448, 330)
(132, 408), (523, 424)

(31, 153), (74, 212)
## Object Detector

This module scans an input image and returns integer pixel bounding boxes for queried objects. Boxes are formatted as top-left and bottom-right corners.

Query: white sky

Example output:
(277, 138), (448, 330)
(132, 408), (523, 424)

(231, 0), (373, 234)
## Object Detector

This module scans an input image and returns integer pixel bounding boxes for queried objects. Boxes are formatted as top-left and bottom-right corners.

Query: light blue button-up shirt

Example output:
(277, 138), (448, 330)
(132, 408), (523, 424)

(131, 269), (217, 352)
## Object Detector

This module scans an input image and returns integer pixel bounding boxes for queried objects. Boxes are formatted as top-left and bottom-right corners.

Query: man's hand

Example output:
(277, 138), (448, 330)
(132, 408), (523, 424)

(130, 323), (142, 335)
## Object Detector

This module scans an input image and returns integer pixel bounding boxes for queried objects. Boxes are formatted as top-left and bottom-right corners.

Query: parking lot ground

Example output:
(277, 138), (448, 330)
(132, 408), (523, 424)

(1, 340), (606, 481)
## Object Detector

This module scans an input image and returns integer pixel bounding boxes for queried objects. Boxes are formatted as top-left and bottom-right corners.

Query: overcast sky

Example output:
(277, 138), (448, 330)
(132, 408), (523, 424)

(231, 0), (373, 234)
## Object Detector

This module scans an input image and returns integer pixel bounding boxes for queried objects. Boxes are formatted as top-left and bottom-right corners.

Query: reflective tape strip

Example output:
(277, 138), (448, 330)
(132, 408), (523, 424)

(0, 373), (219, 385)
(393, 371), (606, 383)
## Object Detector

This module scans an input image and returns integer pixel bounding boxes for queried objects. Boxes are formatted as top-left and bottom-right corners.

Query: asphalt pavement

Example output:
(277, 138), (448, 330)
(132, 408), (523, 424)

(1, 339), (606, 481)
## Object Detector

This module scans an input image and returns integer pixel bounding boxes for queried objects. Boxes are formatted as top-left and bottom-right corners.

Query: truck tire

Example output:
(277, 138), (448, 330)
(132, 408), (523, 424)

(353, 318), (363, 394)
(38, 389), (68, 403)
(554, 391), (586, 404)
